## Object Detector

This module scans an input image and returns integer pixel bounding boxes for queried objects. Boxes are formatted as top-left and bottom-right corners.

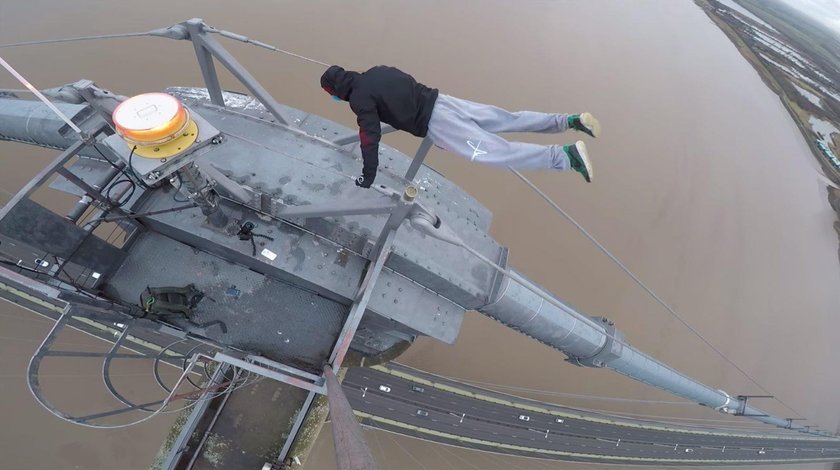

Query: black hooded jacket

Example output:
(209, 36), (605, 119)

(321, 65), (439, 182)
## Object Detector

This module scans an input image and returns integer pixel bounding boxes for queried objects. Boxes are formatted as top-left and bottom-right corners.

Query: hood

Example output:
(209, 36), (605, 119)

(320, 65), (359, 101)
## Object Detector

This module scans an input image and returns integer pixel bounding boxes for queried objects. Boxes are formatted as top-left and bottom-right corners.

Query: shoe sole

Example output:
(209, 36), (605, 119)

(575, 140), (593, 182)
(580, 112), (601, 138)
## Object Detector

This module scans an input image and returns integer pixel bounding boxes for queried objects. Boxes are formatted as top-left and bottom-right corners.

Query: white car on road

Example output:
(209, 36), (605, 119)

(518, 415), (530, 422)
(378, 385), (391, 393)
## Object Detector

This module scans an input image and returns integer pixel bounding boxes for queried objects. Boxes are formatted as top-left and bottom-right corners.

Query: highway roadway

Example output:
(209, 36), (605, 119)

(344, 363), (840, 466)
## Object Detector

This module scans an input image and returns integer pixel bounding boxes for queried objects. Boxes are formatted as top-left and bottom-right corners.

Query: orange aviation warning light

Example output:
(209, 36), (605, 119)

(112, 92), (198, 158)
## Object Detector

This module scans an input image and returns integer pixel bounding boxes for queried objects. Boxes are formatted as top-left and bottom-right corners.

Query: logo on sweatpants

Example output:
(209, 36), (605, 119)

(467, 140), (486, 161)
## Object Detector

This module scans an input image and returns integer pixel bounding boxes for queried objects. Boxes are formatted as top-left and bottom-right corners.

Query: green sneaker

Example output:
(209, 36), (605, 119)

(568, 112), (601, 138)
(563, 140), (593, 183)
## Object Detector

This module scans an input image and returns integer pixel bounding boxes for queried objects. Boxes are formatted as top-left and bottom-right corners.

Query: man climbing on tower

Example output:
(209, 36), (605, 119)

(320, 65), (600, 188)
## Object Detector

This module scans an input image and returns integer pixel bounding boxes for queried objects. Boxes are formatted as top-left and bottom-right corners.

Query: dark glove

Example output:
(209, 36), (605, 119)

(355, 174), (374, 188)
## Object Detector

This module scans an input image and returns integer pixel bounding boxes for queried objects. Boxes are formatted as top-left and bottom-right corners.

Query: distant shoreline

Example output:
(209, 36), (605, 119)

(694, 0), (840, 258)
(695, 0), (840, 182)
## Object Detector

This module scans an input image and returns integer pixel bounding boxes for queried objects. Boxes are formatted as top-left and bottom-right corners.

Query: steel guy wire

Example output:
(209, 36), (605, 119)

(0, 31), (151, 49)
(385, 430), (432, 470)
(426, 444), (461, 470)
(206, 27), (332, 67)
(435, 444), (485, 470)
(0, 24), (332, 68)
(368, 425), (391, 468)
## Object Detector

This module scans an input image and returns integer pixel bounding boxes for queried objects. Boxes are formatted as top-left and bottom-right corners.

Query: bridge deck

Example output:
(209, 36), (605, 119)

(343, 365), (840, 466)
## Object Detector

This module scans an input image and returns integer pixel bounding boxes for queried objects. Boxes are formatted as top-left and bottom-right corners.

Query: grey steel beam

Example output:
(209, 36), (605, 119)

(276, 198), (398, 220)
(66, 161), (123, 222)
(212, 352), (326, 394)
(329, 229), (396, 368)
(194, 160), (252, 204)
(55, 166), (138, 226)
(183, 368), (240, 470)
(277, 389), (317, 463)
(405, 136), (433, 181)
(0, 139), (86, 222)
(161, 363), (232, 470)
(370, 187), (415, 259)
(186, 19), (224, 107)
(193, 28), (292, 125)
(247, 354), (322, 382)
(477, 268), (812, 433)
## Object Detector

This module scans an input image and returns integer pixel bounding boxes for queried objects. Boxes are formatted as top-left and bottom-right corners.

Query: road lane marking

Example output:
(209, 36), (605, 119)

(353, 411), (840, 465)
(369, 365), (838, 442)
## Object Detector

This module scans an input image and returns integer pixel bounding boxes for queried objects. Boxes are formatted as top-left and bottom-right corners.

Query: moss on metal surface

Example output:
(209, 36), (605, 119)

(149, 408), (191, 470)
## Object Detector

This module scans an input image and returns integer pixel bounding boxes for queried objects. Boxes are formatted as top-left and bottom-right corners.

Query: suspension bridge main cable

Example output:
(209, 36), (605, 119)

(508, 169), (809, 422)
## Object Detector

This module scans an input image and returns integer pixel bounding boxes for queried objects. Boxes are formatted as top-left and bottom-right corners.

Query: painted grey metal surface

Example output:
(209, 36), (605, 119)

(189, 22), (291, 125)
(330, 229), (396, 368)
(213, 352), (326, 394)
(477, 269), (796, 430)
(478, 272), (608, 359)
(0, 99), (86, 149)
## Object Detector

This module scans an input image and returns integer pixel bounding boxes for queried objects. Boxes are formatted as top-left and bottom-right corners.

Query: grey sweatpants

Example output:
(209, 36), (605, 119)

(426, 94), (571, 170)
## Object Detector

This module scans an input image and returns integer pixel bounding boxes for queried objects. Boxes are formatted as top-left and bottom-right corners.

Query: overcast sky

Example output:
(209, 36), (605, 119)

(776, 0), (840, 35)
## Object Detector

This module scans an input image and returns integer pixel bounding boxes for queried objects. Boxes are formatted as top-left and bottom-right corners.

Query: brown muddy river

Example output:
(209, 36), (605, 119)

(1, 1), (839, 469)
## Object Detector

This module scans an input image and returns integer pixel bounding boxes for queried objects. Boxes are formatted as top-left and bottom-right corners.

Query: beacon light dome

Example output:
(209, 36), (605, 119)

(112, 92), (191, 146)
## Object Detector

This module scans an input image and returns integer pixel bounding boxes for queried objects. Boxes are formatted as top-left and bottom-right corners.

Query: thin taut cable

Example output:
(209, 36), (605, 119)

(206, 27), (332, 67)
(0, 31), (150, 49)
(509, 168), (807, 420)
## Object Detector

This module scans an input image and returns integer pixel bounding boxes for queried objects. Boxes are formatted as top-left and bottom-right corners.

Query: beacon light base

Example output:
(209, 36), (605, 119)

(103, 107), (221, 185)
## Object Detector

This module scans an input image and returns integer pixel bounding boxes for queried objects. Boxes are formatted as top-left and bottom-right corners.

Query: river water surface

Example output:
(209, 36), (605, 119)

(1, 1), (838, 469)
